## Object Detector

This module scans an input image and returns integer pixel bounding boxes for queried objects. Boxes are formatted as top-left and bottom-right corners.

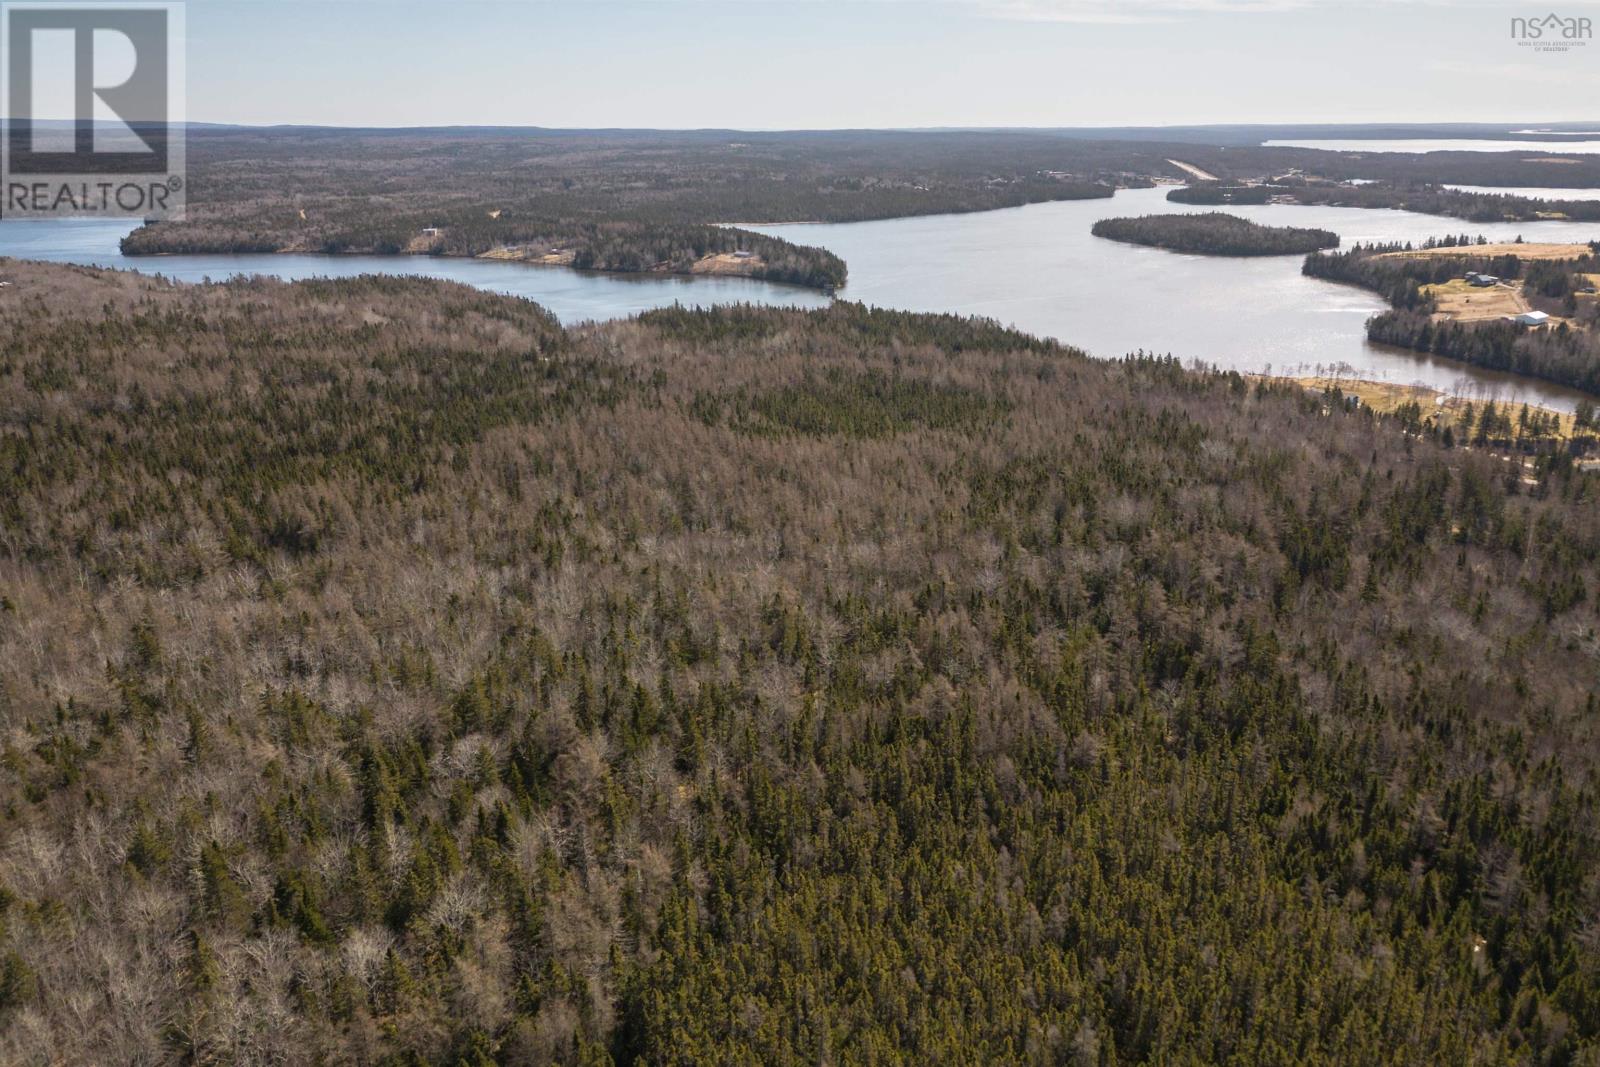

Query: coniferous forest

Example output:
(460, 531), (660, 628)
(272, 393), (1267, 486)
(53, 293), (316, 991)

(1, 260), (1599, 1064)
(1092, 213), (1339, 256)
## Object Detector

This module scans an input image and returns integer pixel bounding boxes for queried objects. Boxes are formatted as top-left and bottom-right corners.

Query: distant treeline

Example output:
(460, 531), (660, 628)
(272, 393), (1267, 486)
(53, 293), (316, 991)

(111, 126), (1600, 288)
(1167, 185), (1275, 207)
(1172, 181), (1600, 223)
(123, 216), (847, 290)
(1092, 211), (1338, 256)
(116, 128), (1141, 289)
(1159, 144), (1600, 188)
(109, 125), (1600, 288)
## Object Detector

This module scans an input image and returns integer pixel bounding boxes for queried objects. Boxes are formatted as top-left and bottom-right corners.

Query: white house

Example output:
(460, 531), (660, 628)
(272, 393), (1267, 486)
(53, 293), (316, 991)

(1512, 311), (1551, 327)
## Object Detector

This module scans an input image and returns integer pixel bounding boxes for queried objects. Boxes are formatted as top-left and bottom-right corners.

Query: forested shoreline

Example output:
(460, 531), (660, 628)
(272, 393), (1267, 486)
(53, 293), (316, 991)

(2, 260), (1599, 1063)
(1302, 239), (1527, 309)
(1304, 241), (1600, 395)
(1092, 212), (1338, 255)
(117, 128), (1134, 288)
(124, 218), (850, 291)
(113, 127), (1600, 291)
(1365, 309), (1600, 394)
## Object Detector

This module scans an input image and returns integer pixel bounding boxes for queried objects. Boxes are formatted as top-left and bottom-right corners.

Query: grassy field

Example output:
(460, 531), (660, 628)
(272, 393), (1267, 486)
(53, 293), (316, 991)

(687, 251), (768, 276)
(1381, 241), (1595, 261)
(1283, 374), (1580, 437)
(1419, 277), (1529, 320)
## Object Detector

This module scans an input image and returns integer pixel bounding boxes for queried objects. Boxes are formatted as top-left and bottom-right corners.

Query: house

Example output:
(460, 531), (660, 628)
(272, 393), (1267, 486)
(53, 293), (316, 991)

(421, 227), (442, 237)
(1511, 311), (1551, 327)
(1466, 273), (1499, 287)
(731, 249), (756, 260)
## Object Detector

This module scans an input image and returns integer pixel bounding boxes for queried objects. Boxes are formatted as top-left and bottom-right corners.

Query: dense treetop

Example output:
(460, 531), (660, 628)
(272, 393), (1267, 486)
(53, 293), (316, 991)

(1092, 212), (1339, 256)
(1, 260), (1599, 1063)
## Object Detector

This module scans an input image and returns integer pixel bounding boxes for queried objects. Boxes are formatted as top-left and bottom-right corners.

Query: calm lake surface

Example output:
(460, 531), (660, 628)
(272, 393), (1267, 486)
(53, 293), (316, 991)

(1265, 138), (1600, 154)
(753, 186), (1600, 411)
(0, 218), (833, 323)
(5, 184), (1600, 410)
(1443, 185), (1600, 200)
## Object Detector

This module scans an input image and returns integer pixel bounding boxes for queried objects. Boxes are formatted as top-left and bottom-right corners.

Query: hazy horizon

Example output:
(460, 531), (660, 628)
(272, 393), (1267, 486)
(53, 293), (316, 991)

(178, 0), (1600, 129)
(164, 119), (1600, 133)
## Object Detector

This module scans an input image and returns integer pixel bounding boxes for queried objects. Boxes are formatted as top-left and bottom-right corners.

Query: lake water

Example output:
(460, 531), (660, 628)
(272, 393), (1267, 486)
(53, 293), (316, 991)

(1265, 138), (1600, 155)
(5, 185), (1600, 411)
(0, 219), (833, 323)
(1443, 185), (1600, 200)
(754, 186), (1600, 411)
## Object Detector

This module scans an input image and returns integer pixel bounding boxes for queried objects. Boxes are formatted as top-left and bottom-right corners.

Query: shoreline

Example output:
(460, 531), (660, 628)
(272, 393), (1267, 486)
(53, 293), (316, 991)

(119, 185), (1135, 294)
(20, 240), (1597, 419)
(722, 186), (1128, 231)
(122, 242), (842, 294)
(1259, 372), (1582, 437)
(1305, 240), (1600, 404)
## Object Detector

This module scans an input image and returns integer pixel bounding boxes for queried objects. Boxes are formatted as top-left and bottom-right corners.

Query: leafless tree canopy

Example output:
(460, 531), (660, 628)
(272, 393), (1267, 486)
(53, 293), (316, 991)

(0, 260), (1598, 1063)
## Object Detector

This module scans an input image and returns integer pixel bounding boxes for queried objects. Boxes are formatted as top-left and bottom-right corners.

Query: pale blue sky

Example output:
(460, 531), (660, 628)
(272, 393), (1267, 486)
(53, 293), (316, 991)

(183, 0), (1600, 128)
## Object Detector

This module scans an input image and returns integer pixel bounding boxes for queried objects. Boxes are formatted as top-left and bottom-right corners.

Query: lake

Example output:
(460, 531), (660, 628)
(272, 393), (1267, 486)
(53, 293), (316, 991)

(753, 186), (1600, 411)
(0, 218), (834, 323)
(1443, 185), (1600, 200)
(5, 186), (1600, 411)
(1265, 138), (1600, 154)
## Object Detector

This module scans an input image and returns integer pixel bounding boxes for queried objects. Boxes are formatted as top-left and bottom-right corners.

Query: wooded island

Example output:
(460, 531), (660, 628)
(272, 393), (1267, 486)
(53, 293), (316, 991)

(1093, 212), (1340, 255)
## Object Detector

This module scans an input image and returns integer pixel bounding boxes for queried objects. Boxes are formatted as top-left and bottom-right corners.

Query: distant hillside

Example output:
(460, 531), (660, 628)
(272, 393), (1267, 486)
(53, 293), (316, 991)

(118, 127), (1600, 284)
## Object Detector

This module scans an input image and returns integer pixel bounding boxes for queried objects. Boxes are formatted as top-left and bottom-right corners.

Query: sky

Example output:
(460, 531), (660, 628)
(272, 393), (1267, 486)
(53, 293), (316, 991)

(180, 0), (1600, 129)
